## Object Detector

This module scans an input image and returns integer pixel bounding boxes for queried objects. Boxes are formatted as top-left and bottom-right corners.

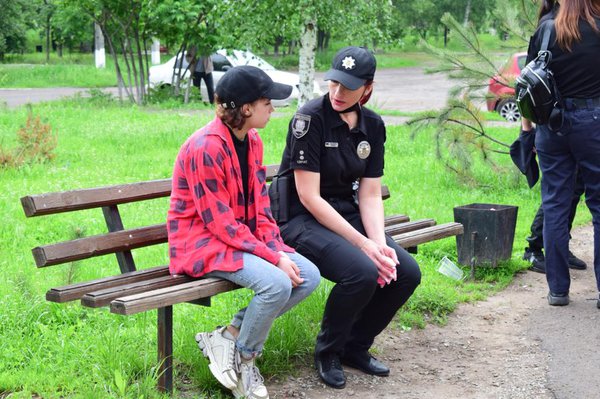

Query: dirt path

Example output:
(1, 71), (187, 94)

(267, 224), (599, 399)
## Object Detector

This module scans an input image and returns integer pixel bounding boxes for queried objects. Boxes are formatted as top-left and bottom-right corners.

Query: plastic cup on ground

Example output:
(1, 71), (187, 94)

(437, 256), (464, 281)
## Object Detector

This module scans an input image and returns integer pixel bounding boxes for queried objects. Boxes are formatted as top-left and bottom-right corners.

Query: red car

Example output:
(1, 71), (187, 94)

(486, 52), (527, 122)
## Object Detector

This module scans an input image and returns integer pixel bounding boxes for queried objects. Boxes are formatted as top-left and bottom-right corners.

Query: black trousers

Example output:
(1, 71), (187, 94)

(280, 202), (421, 356)
(192, 71), (214, 103)
(526, 171), (585, 251)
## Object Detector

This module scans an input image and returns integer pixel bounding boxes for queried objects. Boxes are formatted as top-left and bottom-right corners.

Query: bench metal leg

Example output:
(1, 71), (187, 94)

(158, 306), (173, 394)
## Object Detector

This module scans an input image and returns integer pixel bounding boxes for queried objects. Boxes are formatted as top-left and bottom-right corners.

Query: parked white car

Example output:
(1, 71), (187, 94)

(149, 49), (323, 106)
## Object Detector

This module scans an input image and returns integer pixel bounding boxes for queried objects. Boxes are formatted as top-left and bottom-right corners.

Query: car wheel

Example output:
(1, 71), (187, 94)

(497, 98), (521, 122)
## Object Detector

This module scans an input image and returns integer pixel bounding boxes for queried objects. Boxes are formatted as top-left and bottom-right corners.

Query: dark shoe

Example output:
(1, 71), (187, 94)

(341, 351), (390, 376)
(523, 248), (546, 273)
(568, 251), (587, 270)
(547, 292), (569, 306)
(315, 352), (346, 389)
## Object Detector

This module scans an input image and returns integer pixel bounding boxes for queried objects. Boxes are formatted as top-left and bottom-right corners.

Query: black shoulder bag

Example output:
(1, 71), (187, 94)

(515, 20), (563, 126)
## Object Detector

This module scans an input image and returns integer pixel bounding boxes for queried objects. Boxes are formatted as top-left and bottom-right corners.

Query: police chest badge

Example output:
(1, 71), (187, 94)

(292, 113), (311, 139)
(356, 141), (371, 159)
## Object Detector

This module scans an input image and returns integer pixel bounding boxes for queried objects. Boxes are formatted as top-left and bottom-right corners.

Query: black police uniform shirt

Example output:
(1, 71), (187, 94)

(527, 15), (600, 98)
(278, 93), (386, 218)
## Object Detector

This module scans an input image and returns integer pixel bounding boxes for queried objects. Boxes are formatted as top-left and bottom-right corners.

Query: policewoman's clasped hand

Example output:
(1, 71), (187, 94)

(360, 239), (399, 286)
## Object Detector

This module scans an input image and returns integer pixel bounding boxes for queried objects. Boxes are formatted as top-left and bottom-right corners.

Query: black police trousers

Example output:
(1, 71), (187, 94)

(280, 200), (421, 356)
(526, 171), (584, 251)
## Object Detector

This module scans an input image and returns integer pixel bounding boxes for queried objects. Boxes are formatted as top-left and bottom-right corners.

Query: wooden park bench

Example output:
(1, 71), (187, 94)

(20, 164), (463, 394)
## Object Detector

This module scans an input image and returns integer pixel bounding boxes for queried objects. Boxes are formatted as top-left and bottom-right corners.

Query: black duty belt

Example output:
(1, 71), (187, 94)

(564, 97), (600, 109)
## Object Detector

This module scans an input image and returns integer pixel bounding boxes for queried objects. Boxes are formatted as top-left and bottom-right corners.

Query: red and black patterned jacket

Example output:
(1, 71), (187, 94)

(167, 117), (293, 277)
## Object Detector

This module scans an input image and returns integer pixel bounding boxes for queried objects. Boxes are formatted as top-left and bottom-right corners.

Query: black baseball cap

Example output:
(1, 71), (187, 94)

(324, 46), (376, 90)
(215, 65), (292, 109)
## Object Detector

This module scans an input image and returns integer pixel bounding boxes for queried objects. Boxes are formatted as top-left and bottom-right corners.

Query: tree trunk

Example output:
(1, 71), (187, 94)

(104, 32), (128, 102)
(317, 29), (325, 51)
(463, 0), (472, 27)
(119, 37), (136, 103)
(94, 23), (106, 68)
(323, 32), (330, 49)
(151, 38), (161, 65)
(298, 15), (317, 108)
(45, 15), (51, 63)
(133, 19), (146, 103)
(444, 27), (449, 47)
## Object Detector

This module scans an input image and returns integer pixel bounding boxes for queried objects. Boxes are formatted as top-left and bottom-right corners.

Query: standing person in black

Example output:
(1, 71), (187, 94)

(520, 1), (588, 274)
(521, 0), (600, 307)
(272, 46), (421, 388)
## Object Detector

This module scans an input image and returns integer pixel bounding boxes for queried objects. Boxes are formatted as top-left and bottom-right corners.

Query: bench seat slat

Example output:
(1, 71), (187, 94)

(33, 224), (167, 267)
(393, 222), (464, 249)
(46, 265), (169, 303)
(110, 278), (240, 315)
(81, 274), (193, 308)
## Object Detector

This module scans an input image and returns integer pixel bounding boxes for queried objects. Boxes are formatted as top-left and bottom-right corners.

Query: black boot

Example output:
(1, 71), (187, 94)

(523, 247), (546, 273)
(341, 351), (390, 376)
(315, 352), (346, 389)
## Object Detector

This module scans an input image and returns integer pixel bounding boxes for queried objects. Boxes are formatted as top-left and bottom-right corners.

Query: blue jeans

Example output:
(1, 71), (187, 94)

(206, 251), (320, 358)
(536, 102), (600, 294)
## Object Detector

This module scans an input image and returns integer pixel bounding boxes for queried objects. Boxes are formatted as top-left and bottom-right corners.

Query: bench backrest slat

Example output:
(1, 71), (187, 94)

(385, 219), (435, 236)
(393, 222), (464, 249)
(21, 179), (172, 217)
(20, 167), (282, 218)
(33, 224), (167, 267)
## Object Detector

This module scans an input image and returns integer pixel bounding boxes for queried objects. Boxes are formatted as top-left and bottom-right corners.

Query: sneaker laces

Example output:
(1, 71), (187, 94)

(241, 361), (265, 392)
(232, 348), (241, 374)
(210, 327), (241, 374)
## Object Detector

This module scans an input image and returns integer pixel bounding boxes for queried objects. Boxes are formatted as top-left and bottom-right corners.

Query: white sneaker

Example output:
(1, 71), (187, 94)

(232, 359), (269, 399)
(195, 326), (239, 390)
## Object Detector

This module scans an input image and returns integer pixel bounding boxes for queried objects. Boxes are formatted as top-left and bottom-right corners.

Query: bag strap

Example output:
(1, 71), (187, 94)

(539, 20), (553, 52)
(537, 20), (554, 65)
(537, 20), (564, 107)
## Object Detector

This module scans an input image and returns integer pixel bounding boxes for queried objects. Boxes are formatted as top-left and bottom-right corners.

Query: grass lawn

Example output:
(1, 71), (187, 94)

(0, 97), (591, 398)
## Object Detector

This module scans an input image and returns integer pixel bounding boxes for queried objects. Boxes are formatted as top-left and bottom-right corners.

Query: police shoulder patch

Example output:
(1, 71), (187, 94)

(292, 113), (311, 139)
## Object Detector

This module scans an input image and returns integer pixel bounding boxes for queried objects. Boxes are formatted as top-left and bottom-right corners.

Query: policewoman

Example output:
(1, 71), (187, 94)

(521, 0), (600, 308)
(273, 46), (421, 388)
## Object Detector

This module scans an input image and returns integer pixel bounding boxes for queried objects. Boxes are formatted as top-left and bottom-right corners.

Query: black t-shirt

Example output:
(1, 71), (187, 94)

(278, 94), (386, 216)
(527, 15), (600, 98)
(229, 129), (249, 219)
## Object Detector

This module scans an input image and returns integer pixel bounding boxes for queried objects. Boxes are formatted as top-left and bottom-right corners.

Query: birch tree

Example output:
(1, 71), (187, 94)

(298, 1), (317, 107)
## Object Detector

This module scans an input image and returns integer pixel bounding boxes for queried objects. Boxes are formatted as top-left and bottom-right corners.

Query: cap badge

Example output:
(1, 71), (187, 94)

(341, 56), (356, 70)
(356, 140), (371, 159)
(292, 113), (311, 139)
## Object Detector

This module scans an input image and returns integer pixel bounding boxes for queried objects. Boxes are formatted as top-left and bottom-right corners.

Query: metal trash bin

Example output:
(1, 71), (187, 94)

(453, 203), (518, 267)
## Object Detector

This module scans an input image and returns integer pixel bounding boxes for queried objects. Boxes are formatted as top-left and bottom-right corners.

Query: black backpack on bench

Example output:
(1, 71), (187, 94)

(515, 20), (562, 125)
